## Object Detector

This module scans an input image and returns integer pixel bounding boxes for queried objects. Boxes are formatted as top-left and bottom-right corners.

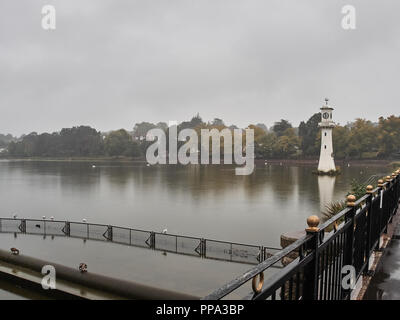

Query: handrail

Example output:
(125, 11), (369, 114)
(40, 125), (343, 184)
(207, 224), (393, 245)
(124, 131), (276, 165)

(204, 171), (400, 300)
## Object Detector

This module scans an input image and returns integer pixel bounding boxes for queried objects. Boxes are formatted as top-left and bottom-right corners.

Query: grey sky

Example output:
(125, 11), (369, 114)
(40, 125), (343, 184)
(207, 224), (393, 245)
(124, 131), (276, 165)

(1, 0), (399, 136)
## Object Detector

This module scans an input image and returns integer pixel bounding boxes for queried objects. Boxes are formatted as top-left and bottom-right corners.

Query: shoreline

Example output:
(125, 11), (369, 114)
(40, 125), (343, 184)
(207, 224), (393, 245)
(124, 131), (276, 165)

(0, 157), (146, 163)
(0, 157), (396, 168)
(256, 159), (394, 167)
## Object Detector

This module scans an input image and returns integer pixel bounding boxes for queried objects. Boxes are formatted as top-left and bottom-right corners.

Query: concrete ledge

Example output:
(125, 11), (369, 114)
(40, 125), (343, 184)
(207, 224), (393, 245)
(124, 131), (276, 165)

(0, 248), (199, 300)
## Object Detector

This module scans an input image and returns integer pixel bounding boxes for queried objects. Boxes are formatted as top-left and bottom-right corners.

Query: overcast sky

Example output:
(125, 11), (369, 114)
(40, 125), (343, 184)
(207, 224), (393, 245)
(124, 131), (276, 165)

(1, 0), (399, 135)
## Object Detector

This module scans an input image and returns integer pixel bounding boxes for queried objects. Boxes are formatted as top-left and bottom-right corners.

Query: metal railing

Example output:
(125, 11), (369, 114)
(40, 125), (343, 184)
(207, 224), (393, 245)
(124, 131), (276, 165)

(204, 171), (400, 300)
(0, 217), (280, 266)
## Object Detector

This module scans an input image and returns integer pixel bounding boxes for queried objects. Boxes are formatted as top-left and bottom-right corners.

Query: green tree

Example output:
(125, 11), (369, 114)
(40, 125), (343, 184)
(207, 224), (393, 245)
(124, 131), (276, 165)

(104, 129), (133, 156)
(273, 128), (301, 158)
(272, 119), (292, 137)
(298, 113), (320, 156)
(377, 115), (400, 158)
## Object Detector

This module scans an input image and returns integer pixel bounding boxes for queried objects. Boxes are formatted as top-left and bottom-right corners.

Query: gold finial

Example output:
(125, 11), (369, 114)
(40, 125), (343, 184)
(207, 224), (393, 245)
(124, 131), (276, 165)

(251, 272), (264, 294)
(378, 179), (384, 187)
(366, 185), (374, 194)
(306, 215), (320, 232)
(347, 195), (356, 207)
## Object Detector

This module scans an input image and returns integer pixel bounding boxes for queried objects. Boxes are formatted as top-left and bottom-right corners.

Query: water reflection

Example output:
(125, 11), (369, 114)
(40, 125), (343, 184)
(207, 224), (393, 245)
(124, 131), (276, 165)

(0, 160), (389, 246)
(318, 176), (336, 218)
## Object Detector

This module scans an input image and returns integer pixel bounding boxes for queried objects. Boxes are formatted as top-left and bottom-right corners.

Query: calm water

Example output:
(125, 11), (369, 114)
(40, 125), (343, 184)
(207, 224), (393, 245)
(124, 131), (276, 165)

(0, 160), (390, 298)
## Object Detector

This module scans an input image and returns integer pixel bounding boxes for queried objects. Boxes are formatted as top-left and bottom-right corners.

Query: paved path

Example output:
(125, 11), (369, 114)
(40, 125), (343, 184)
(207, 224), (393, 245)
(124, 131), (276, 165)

(364, 223), (400, 300)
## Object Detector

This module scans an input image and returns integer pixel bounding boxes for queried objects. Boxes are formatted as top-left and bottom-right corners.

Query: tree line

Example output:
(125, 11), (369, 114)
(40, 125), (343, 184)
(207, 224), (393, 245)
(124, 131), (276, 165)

(2, 114), (400, 159)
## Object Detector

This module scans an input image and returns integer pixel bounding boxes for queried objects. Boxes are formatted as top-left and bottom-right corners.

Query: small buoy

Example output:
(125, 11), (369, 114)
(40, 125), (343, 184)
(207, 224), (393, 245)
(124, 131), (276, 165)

(10, 248), (19, 255)
(79, 263), (88, 273)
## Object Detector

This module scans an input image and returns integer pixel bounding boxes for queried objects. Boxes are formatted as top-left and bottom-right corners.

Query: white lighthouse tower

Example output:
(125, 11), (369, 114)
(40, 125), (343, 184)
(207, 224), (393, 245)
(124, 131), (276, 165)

(318, 98), (336, 173)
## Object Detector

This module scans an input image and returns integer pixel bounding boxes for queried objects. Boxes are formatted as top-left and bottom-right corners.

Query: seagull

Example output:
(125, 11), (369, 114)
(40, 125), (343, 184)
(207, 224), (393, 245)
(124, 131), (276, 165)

(50, 216), (54, 221)
(162, 228), (167, 234)
(42, 216), (46, 220)
(82, 218), (87, 223)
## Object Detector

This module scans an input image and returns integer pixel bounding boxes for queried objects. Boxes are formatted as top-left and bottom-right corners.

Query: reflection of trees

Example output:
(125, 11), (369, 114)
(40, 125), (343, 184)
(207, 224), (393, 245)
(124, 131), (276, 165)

(2, 161), (101, 194)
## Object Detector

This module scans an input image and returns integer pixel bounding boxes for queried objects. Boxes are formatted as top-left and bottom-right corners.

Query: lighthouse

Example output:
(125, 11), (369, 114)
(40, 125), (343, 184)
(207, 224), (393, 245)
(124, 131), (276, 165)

(318, 98), (336, 173)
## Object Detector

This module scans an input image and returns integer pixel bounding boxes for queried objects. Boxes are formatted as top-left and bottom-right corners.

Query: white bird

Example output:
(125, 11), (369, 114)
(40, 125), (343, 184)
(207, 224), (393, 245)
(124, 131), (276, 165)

(162, 228), (167, 234)
(50, 216), (54, 221)
(42, 216), (46, 220)
(82, 218), (87, 223)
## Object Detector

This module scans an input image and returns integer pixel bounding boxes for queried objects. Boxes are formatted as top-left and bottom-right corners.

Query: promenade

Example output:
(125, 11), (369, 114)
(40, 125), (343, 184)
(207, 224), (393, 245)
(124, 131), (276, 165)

(364, 211), (400, 300)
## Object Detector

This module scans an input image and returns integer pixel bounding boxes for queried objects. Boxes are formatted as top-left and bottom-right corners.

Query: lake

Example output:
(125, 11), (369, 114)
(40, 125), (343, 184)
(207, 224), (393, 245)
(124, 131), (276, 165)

(0, 160), (390, 298)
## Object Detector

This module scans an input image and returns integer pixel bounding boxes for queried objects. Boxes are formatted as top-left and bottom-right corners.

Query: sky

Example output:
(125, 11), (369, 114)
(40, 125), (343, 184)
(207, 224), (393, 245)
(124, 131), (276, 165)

(1, 0), (400, 136)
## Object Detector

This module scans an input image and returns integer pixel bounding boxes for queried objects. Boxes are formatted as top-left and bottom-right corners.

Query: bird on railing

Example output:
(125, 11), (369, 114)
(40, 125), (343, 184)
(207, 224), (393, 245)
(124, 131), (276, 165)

(82, 218), (87, 223)
(50, 216), (54, 221)
(12, 214), (18, 219)
(162, 228), (167, 234)
(42, 216), (46, 220)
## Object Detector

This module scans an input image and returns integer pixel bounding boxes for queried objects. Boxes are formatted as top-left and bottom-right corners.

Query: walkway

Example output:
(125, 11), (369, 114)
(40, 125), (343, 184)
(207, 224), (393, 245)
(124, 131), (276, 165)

(364, 213), (400, 300)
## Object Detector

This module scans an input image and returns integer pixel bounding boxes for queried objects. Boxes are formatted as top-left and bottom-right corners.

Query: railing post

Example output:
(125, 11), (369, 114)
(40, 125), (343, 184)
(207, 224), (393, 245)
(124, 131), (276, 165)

(18, 219), (26, 233)
(384, 175), (392, 229)
(365, 186), (373, 275)
(104, 225), (113, 241)
(151, 232), (156, 249)
(62, 221), (70, 236)
(343, 194), (356, 299)
(377, 179), (385, 243)
(303, 215), (320, 300)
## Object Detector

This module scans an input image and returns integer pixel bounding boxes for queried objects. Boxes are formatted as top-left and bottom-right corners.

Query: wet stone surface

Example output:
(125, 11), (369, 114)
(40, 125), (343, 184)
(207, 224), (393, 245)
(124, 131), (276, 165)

(364, 226), (400, 300)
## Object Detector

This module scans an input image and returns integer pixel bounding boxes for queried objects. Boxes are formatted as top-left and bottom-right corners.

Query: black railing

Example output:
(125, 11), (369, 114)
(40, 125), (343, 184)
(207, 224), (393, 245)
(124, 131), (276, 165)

(0, 217), (279, 266)
(204, 172), (400, 300)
